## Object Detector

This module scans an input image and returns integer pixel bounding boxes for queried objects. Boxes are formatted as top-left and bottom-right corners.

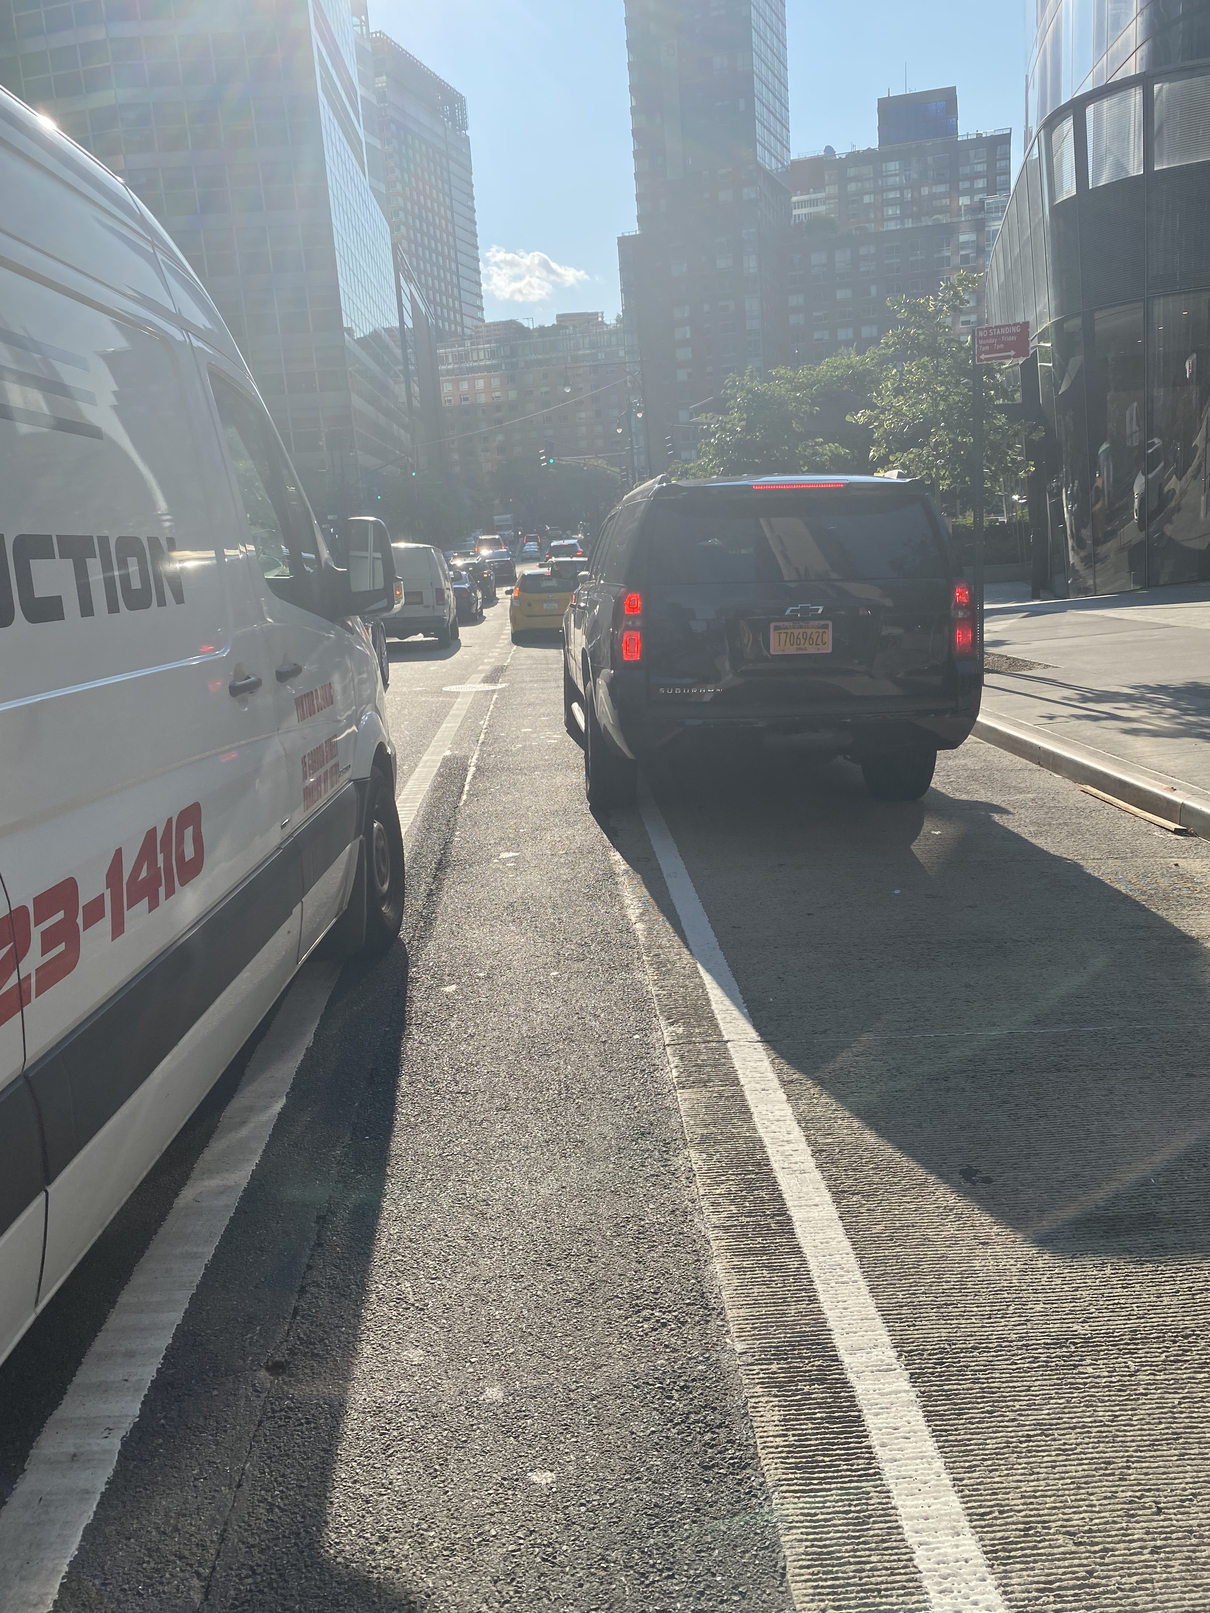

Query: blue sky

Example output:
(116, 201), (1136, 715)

(370, 0), (1028, 324)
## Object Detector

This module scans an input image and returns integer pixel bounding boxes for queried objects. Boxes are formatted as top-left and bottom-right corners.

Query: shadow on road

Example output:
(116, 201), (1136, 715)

(624, 738), (1210, 1261)
(45, 933), (433, 1613)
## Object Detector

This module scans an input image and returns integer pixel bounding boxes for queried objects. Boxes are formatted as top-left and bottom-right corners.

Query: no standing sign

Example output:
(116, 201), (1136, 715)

(975, 321), (1030, 364)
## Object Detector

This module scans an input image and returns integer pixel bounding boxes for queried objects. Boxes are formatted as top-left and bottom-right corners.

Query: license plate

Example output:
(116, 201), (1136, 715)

(770, 620), (832, 655)
(543, 599), (561, 610)
(403, 591), (423, 605)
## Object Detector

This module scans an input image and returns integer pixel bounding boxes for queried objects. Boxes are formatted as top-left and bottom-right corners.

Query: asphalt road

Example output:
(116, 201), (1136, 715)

(4, 601), (1210, 1611)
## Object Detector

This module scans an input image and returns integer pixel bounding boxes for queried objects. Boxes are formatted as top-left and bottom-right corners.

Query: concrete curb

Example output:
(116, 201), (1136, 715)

(972, 711), (1210, 841)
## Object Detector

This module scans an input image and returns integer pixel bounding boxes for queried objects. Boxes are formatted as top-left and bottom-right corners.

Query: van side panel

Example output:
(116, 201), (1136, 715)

(0, 1202), (46, 1363)
(39, 906), (299, 1305)
(0, 248), (289, 1314)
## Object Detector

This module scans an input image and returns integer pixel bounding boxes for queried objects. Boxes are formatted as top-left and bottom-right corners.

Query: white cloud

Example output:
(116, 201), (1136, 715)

(482, 246), (589, 304)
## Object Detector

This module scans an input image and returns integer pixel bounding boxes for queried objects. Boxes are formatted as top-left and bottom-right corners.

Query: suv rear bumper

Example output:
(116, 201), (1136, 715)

(601, 672), (982, 758)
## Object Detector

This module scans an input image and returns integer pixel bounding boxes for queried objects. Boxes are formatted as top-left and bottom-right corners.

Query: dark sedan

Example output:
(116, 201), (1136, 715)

(479, 546), (517, 587)
(450, 569), (483, 623)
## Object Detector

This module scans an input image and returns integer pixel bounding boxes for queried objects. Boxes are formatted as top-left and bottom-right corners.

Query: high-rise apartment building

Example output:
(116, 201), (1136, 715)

(0, 0), (413, 520)
(787, 90), (1011, 364)
(619, 0), (791, 466)
(437, 312), (635, 483)
(372, 33), (483, 342)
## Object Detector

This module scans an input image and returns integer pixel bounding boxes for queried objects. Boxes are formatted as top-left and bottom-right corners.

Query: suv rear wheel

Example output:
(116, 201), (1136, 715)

(584, 689), (637, 809)
(860, 748), (937, 802)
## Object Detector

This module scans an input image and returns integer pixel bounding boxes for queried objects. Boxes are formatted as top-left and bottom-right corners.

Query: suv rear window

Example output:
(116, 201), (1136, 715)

(646, 491), (948, 584)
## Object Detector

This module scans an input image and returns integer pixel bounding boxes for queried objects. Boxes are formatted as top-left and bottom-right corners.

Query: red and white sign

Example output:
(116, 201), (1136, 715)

(976, 321), (1030, 364)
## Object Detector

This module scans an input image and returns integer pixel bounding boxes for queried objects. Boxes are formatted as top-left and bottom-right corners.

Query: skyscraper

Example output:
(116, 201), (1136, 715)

(0, 0), (413, 520)
(619, 0), (791, 467)
(372, 33), (483, 342)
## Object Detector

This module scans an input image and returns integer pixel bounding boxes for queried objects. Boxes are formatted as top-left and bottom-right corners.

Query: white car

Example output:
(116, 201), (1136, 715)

(0, 86), (405, 1365)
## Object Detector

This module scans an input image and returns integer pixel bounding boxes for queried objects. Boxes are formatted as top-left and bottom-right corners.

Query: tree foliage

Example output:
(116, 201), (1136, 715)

(686, 273), (1036, 506)
(494, 456), (623, 536)
(858, 273), (1025, 501)
(689, 351), (878, 478)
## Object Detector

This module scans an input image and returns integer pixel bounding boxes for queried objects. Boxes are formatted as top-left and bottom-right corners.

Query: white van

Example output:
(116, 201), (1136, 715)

(0, 88), (405, 1365)
(384, 541), (458, 645)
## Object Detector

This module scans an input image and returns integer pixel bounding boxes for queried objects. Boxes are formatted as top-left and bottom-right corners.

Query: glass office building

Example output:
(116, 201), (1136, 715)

(0, 0), (413, 520)
(372, 32), (483, 343)
(989, 0), (1210, 593)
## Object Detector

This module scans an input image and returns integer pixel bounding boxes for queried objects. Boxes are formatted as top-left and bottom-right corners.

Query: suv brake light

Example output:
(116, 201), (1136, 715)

(751, 480), (845, 491)
(613, 590), (643, 667)
(951, 580), (976, 659)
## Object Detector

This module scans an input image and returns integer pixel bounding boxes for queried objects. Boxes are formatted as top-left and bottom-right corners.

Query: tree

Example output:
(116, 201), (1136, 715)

(494, 456), (623, 535)
(688, 352), (878, 478)
(858, 272), (1027, 506)
(382, 468), (484, 547)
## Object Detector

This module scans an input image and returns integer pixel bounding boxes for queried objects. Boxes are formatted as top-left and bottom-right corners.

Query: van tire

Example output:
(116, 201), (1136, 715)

(450, 615), (460, 641)
(362, 770), (405, 954)
(584, 689), (637, 810)
(564, 660), (584, 746)
(435, 618), (452, 648)
(860, 748), (937, 802)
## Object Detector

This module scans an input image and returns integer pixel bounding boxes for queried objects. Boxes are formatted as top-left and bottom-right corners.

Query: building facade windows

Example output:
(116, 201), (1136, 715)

(989, 14), (1210, 595)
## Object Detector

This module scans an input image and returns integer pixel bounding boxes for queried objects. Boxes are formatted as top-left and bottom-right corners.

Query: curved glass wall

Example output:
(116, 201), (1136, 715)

(988, 56), (1210, 592)
(1028, 0), (1210, 145)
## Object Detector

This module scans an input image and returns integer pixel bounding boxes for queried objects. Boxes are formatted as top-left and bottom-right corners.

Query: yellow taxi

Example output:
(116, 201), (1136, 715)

(510, 563), (580, 639)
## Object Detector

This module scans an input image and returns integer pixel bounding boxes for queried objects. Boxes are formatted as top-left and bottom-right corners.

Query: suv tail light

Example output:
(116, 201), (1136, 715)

(613, 591), (643, 666)
(951, 580), (976, 659)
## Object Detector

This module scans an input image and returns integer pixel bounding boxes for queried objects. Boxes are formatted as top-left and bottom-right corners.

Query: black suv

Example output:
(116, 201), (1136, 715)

(562, 474), (982, 808)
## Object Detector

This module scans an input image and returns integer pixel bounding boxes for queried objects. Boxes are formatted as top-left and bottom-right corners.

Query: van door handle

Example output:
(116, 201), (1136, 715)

(229, 672), (263, 698)
(275, 662), (303, 683)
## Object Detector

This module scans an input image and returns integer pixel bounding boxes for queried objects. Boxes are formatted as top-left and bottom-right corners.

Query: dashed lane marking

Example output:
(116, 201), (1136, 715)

(396, 628), (512, 837)
(630, 779), (1007, 1613)
(0, 963), (341, 1613)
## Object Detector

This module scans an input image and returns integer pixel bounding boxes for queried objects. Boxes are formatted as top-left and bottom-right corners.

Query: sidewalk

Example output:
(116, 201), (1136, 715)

(975, 581), (1210, 834)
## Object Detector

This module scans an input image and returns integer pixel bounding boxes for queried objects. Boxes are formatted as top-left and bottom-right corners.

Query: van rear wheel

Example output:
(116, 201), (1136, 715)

(362, 770), (405, 954)
(860, 748), (937, 802)
(434, 618), (452, 648)
(584, 690), (637, 810)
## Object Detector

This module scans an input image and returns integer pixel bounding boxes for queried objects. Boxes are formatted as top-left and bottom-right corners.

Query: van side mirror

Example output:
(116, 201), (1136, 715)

(577, 570), (591, 583)
(326, 516), (398, 619)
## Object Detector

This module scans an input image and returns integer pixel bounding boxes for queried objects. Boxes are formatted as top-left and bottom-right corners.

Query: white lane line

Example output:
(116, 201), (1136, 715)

(0, 963), (340, 1613)
(396, 627), (512, 835)
(637, 781), (1007, 1613)
(459, 644), (517, 807)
